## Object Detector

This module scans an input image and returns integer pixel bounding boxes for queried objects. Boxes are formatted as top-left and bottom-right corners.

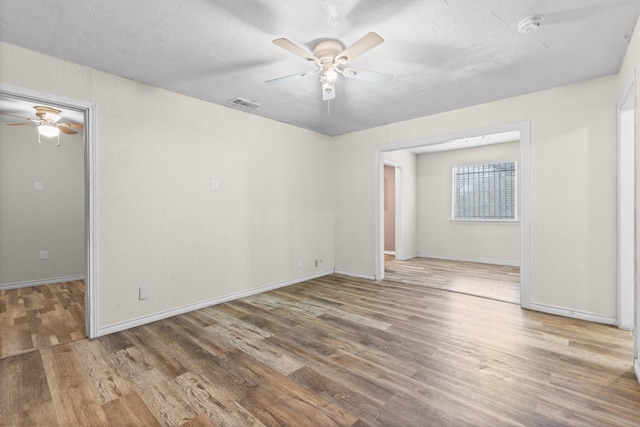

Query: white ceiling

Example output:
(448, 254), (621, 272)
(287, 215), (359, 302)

(407, 130), (521, 154)
(0, 0), (638, 136)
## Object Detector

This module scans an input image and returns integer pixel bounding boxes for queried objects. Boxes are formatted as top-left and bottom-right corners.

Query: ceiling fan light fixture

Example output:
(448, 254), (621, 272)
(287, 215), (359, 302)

(38, 124), (60, 138)
(325, 69), (339, 82)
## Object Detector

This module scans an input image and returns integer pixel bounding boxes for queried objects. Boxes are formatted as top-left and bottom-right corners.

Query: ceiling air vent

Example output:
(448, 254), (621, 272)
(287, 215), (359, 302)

(228, 97), (261, 109)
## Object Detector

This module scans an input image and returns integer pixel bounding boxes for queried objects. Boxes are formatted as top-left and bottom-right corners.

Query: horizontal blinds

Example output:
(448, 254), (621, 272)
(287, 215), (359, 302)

(453, 161), (516, 219)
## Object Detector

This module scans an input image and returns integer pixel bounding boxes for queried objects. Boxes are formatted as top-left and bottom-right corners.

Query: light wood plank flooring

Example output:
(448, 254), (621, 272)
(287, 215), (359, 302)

(2, 274), (639, 426)
(385, 256), (520, 303)
(0, 280), (86, 360)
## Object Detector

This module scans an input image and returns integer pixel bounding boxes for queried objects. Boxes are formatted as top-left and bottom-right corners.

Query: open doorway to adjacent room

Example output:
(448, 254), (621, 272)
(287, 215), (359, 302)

(383, 163), (401, 260)
(0, 87), (96, 359)
(376, 122), (530, 307)
(617, 76), (637, 369)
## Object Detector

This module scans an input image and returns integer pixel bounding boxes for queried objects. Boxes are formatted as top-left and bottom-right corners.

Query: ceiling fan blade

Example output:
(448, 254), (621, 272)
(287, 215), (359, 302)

(6, 122), (34, 126)
(58, 125), (77, 135)
(0, 111), (35, 121)
(273, 38), (319, 63)
(59, 122), (84, 129)
(335, 32), (384, 64)
(342, 68), (393, 84)
(266, 70), (318, 85)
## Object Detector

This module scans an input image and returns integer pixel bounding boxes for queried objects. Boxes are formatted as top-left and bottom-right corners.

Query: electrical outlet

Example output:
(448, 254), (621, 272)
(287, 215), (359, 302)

(297, 259), (304, 268)
(139, 287), (149, 300)
(39, 250), (48, 260)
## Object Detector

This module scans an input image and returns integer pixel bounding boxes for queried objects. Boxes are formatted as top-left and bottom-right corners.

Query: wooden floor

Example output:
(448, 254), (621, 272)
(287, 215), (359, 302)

(0, 280), (86, 360)
(1, 274), (639, 426)
(385, 256), (520, 303)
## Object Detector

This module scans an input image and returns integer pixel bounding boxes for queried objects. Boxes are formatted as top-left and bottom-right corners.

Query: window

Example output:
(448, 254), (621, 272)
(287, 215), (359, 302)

(453, 161), (516, 220)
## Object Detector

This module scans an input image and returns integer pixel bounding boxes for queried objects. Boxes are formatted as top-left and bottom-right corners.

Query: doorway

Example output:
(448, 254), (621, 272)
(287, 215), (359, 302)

(383, 165), (396, 256)
(0, 85), (97, 354)
(617, 77), (637, 351)
(375, 121), (530, 308)
(383, 163), (399, 258)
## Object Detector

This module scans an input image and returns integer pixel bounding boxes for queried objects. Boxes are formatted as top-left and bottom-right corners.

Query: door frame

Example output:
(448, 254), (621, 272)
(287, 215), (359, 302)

(374, 121), (530, 308)
(617, 75), (637, 333)
(383, 161), (403, 260)
(0, 83), (98, 338)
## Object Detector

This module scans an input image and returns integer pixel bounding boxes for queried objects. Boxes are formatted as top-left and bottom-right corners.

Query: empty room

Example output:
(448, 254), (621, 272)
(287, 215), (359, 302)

(1, 1), (640, 426)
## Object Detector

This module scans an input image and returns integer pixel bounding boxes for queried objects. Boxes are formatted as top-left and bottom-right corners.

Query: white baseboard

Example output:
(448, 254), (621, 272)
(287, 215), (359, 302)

(416, 254), (520, 267)
(395, 254), (418, 261)
(96, 270), (333, 337)
(0, 275), (85, 291)
(333, 269), (376, 280)
(634, 360), (640, 384)
(527, 302), (617, 326)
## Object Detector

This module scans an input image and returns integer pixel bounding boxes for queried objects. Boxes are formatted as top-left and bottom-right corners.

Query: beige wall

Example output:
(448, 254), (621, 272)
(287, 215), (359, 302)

(0, 42), (335, 333)
(618, 16), (640, 369)
(0, 125), (84, 286)
(334, 74), (618, 320)
(416, 142), (520, 265)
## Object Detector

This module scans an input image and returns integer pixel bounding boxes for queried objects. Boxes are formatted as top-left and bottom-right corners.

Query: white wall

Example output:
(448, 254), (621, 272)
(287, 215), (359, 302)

(383, 150), (417, 260)
(334, 75), (618, 320)
(0, 125), (85, 286)
(416, 142), (520, 265)
(0, 42), (335, 333)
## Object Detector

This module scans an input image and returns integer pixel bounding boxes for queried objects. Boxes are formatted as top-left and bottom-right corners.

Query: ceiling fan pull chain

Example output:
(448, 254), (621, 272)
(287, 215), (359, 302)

(57, 134), (61, 147)
(37, 130), (42, 144)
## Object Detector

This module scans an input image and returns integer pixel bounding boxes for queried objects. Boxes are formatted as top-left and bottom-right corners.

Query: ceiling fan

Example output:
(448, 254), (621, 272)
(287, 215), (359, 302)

(266, 32), (393, 101)
(1, 106), (83, 140)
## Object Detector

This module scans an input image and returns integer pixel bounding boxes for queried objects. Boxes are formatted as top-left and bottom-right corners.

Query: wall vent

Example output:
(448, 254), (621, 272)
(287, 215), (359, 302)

(228, 97), (261, 109)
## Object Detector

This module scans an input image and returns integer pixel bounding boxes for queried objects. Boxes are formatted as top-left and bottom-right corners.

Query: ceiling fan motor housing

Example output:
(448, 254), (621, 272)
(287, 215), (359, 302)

(34, 106), (62, 122)
(313, 40), (344, 64)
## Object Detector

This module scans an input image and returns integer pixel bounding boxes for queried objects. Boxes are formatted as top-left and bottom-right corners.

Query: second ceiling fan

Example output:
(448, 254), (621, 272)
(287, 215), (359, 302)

(266, 32), (393, 101)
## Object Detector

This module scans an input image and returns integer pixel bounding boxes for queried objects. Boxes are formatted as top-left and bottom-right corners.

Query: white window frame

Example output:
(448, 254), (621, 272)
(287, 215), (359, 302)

(451, 161), (518, 222)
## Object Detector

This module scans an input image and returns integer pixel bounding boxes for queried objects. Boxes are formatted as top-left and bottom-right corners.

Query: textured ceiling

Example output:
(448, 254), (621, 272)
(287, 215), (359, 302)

(0, 0), (639, 136)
